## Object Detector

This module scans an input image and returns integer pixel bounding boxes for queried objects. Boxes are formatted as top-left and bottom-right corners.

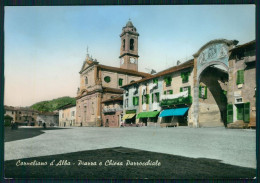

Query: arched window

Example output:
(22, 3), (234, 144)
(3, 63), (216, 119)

(130, 80), (135, 83)
(130, 39), (134, 50)
(123, 39), (125, 50)
(85, 77), (88, 85)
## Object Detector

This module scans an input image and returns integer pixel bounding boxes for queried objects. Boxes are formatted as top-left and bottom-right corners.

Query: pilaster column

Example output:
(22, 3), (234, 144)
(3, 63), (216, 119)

(193, 57), (199, 127)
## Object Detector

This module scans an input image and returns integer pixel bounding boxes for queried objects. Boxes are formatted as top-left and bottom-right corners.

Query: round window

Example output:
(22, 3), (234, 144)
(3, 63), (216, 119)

(104, 76), (111, 83)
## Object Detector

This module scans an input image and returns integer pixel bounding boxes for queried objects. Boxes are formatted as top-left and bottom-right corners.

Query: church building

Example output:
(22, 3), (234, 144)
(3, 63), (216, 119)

(75, 20), (151, 127)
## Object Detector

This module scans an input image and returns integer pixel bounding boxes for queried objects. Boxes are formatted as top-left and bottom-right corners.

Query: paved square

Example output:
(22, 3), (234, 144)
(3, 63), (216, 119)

(5, 127), (256, 169)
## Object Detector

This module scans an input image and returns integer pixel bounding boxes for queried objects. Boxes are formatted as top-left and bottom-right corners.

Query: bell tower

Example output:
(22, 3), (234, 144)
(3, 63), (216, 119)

(119, 19), (139, 71)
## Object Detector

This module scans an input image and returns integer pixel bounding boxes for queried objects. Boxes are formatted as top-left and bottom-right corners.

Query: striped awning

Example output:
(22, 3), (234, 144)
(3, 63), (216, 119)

(122, 113), (136, 120)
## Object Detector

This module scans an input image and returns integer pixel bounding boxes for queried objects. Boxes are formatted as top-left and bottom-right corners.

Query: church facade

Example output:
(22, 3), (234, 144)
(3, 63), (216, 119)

(75, 20), (151, 127)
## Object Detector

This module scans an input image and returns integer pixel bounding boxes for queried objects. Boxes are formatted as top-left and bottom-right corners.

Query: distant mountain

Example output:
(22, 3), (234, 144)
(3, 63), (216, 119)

(30, 96), (76, 112)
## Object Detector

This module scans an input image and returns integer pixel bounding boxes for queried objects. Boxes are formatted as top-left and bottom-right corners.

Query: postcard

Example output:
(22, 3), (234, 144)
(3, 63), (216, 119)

(3, 4), (256, 180)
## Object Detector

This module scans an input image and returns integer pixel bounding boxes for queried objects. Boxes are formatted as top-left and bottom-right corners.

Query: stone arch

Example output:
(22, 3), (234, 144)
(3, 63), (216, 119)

(197, 61), (228, 80)
(192, 39), (237, 127)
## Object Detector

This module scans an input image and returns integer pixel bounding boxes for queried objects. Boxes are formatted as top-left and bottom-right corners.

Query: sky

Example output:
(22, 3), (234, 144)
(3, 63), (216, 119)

(4, 5), (255, 107)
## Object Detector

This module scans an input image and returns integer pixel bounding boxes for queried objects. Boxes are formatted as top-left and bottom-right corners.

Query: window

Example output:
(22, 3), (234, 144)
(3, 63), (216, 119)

(19, 117), (21, 120)
(236, 70), (244, 85)
(85, 77), (88, 85)
(62, 113), (64, 118)
(134, 87), (138, 95)
(12, 111), (14, 114)
(199, 86), (207, 99)
(71, 111), (75, 117)
(132, 96), (139, 106)
(152, 92), (160, 103)
(244, 102), (250, 123)
(181, 72), (190, 83)
(19, 112), (21, 114)
(142, 94), (150, 104)
(32, 118), (34, 121)
(130, 39), (134, 50)
(130, 80), (135, 83)
(227, 104), (233, 123)
(125, 99), (128, 108)
(123, 39), (125, 50)
(119, 78), (123, 86)
(164, 76), (172, 87)
(180, 86), (191, 95)
(153, 78), (158, 84)
(104, 76), (111, 83)
(164, 90), (173, 95)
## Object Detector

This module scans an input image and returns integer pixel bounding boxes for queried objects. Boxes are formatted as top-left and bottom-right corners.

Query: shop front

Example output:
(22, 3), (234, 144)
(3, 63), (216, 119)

(136, 111), (160, 126)
(159, 107), (189, 127)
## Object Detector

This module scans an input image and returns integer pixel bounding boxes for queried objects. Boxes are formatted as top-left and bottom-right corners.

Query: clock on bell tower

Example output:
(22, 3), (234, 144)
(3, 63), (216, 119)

(119, 19), (139, 71)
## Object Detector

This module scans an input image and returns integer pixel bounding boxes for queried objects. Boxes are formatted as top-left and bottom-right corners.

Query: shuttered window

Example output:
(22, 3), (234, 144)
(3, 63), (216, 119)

(146, 94), (150, 104)
(164, 76), (172, 86)
(142, 94), (150, 104)
(152, 92), (160, 103)
(244, 102), (250, 123)
(119, 78), (123, 86)
(181, 86), (191, 95)
(156, 92), (160, 102)
(236, 70), (244, 85)
(132, 96), (139, 106)
(153, 78), (158, 84)
(227, 104), (233, 123)
(181, 72), (190, 83)
(199, 85), (207, 99)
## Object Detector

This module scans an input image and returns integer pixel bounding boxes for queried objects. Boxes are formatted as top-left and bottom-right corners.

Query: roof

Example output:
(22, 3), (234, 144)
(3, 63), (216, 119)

(103, 87), (124, 94)
(121, 59), (194, 88)
(97, 64), (151, 77)
(76, 87), (124, 100)
(229, 40), (256, 51)
(102, 96), (123, 103)
(38, 111), (58, 116)
(58, 103), (76, 110)
(4, 105), (38, 113)
(126, 20), (134, 27)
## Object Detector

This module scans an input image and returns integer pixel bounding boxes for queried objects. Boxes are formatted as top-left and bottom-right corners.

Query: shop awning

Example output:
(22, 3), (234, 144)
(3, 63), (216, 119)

(136, 111), (160, 119)
(159, 107), (189, 117)
(122, 114), (136, 120)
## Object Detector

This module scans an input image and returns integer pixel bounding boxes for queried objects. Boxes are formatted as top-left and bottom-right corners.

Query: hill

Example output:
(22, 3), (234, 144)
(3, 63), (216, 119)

(30, 96), (76, 112)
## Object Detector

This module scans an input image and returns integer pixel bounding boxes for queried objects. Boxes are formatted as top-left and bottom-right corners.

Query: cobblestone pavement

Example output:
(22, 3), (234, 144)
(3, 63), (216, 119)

(4, 126), (256, 168)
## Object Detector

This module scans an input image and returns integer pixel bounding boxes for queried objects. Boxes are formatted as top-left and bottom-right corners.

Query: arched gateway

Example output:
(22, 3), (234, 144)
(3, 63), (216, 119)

(192, 39), (238, 127)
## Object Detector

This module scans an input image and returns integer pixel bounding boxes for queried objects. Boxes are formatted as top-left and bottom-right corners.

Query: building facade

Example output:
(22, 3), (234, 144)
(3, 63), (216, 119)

(36, 112), (59, 127)
(58, 104), (76, 127)
(226, 40), (256, 128)
(121, 39), (256, 128)
(76, 20), (151, 127)
(122, 60), (194, 127)
(4, 106), (38, 126)
(101, 95), (123, 127)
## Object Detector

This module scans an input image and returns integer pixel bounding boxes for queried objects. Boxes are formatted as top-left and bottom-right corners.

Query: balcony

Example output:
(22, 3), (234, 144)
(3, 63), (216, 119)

(160, 91), (192, 106)
(103, 107), (123, 113)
